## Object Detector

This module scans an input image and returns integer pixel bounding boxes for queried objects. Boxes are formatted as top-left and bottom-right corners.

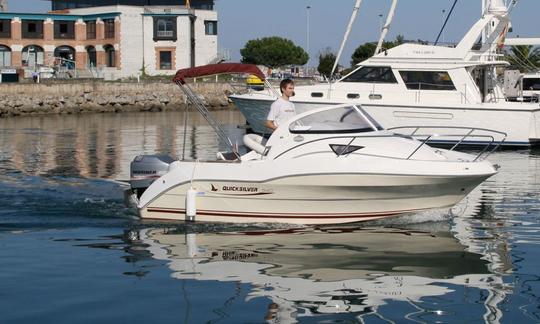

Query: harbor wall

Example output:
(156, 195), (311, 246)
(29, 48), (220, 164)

(0, 81), (234, 117)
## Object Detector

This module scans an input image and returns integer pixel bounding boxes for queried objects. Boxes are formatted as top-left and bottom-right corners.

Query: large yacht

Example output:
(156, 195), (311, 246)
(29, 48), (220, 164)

(230, 0), (540, 146)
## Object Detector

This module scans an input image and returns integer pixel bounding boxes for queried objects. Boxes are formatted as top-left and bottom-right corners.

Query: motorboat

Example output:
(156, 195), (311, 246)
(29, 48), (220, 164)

(229, 0), (540, 146)
(128, 64), (500, 225)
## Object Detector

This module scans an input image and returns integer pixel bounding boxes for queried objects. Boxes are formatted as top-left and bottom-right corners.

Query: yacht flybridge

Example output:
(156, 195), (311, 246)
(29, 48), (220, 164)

(128, 64), (499, 225)
(230, 0), (540, 146)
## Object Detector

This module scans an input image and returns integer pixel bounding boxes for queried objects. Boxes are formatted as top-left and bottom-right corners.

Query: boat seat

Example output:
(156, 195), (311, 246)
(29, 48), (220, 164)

(243, 134), (266, 154)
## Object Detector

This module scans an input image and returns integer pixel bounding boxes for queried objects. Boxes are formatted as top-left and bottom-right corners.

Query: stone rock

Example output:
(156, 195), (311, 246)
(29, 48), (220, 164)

(96, 97), (109, 106)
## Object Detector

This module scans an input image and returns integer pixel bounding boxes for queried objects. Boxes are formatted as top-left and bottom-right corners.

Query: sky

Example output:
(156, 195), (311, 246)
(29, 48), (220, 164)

(7, 0), (539, 67)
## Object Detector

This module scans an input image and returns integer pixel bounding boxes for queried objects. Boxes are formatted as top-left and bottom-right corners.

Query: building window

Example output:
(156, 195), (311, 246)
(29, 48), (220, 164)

(159, 51), (172, 70)
(0, 20), (11, 38)
(22, 45), (44, 67)
(104, 19), (115, 39)
(204, 20), (217, 35)
(104, 45), (115, 67)
(342, 66), (397, 83)
(86, 20), (96, 39)
(54, 46), (76, 69)
(54, 20), (75, 39)
(153, 17), (176, 41)
(22, 20), (44, 39)
(399, 71), (456, 90)
(86, 46), (96, 67)
(0, 45), (11, 67)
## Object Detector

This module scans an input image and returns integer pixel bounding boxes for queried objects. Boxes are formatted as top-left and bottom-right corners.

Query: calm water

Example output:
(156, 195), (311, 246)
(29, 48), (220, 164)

(1, 111), (540, 323)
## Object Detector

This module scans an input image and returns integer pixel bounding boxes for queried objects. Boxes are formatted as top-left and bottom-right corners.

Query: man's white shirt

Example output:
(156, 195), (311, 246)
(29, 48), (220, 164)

(267, 98), (296, 128)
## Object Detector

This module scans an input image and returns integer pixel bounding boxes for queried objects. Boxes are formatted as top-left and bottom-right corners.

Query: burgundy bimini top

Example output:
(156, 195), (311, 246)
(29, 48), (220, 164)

(173, 63), (266, 84)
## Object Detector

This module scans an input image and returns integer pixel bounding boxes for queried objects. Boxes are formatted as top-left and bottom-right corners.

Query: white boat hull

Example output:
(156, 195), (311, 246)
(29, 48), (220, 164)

(139, 162), (494, 224)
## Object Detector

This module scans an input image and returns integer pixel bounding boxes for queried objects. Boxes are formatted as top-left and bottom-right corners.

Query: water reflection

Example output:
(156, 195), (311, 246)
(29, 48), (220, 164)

(120, 223), (510, 323)
(0, 111), (245, 180)
(2, 112), (540, 322)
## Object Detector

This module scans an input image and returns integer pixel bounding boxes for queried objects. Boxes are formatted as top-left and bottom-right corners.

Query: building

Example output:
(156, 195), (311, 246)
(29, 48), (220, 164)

(0, 0), (219, 79)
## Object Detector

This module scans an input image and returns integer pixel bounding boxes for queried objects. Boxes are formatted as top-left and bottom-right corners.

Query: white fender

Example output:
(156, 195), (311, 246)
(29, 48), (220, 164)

(186, 187), (197, 221)
(243, 133), (266, 154)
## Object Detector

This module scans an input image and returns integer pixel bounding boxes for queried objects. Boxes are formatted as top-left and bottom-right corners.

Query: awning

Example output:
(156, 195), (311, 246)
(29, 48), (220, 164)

(173, 63), (266, 84)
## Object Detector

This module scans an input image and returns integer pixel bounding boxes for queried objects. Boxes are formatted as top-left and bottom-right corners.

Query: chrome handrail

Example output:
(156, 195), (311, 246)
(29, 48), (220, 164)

(273, 128), (506, 162)
(387, 126), (507, 161)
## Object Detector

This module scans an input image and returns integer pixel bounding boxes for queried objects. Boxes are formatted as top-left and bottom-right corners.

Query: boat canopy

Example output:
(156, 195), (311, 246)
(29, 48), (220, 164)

(173, 63), (266, 84)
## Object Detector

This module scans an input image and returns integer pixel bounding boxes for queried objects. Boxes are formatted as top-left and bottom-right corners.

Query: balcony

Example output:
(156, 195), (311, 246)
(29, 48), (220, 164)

(157, 30), (174, 38)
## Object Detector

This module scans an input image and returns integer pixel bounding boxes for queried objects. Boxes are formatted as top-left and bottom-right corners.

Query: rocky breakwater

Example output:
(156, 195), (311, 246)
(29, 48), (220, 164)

(0, 81), (233, 117)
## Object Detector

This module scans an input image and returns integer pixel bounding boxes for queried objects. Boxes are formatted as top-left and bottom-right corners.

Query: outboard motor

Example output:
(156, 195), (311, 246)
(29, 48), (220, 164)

(129, 155), (176, 199)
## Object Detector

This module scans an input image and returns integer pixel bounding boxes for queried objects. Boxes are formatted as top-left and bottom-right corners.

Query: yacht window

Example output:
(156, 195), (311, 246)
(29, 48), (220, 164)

(311, 92), (323, 98)
(289, 105), (383, 134)
(330, 144), (364, 156)
(342, 66), (397, 83)
(524, 78), (540, 91)
(347, 93), (360, 99)
(399, 71), (456, 90)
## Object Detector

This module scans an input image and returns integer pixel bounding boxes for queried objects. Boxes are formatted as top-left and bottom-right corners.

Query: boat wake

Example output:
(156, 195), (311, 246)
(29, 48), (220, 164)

(0, 170), (136, 231)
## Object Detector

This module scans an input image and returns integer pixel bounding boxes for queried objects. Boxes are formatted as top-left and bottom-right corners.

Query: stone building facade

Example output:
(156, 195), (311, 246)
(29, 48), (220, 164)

(0, 2), (218, 79)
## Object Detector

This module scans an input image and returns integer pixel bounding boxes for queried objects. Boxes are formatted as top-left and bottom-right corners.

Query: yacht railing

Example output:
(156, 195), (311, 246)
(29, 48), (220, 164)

(388, 126), (507, 161)
(273, 127), (506, 162)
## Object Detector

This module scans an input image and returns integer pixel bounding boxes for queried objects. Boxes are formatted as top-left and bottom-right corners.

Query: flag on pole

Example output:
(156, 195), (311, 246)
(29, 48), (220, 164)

(497, 23), (509, 49)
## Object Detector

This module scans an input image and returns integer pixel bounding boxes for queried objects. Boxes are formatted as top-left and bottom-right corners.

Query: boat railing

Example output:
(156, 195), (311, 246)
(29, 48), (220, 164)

(273, 127), (506, 162)
(387, 126), (507, 161)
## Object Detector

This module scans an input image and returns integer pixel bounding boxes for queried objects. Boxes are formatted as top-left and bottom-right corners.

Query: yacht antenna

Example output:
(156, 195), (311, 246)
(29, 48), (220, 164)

(330, 0), (363, 79)
(374, 0), (398, 54)
(434, 0), (458, 46)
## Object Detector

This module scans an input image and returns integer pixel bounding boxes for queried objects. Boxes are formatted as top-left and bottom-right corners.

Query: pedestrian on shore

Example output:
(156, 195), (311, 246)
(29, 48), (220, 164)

(265, 79), (296, 131)
(31, 71), (39, 83)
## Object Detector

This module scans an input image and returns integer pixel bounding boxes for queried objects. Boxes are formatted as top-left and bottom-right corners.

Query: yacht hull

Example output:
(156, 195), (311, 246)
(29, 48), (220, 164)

(139, 170), (493, 224)
(231, 96), (540, 146)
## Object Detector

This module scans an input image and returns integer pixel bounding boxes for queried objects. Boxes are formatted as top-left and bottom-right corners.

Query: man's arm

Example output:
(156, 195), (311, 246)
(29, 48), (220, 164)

(265, 120), (277, 130)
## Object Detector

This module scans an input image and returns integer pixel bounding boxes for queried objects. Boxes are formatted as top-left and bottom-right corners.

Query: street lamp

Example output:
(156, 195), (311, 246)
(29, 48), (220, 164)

(442, 9), (446, 44)
(306, 5), (311, 73)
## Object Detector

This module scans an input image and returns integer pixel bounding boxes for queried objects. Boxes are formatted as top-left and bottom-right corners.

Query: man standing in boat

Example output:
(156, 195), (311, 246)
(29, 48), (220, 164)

(265, 79), (296, 131)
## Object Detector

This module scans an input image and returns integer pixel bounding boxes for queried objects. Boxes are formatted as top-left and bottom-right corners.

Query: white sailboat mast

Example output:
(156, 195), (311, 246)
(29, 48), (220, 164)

(375, 0), (398, 55)
(330, 0), (363, 78)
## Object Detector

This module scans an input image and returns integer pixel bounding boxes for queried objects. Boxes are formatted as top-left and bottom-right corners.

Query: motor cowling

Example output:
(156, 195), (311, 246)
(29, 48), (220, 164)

(130, 154), (176, 198)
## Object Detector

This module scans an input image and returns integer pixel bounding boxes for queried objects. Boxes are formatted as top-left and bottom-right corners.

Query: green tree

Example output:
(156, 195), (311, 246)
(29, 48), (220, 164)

(350, 35), (405, 66)
(240, 37), (309, 69)
(351, 42), (377, 66)
(317, 48), (338, 78)
(505, 45), (540, 72)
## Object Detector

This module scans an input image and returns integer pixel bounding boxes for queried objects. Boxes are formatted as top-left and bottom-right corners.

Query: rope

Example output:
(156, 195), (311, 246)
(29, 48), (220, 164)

(435, 0), (459, 45)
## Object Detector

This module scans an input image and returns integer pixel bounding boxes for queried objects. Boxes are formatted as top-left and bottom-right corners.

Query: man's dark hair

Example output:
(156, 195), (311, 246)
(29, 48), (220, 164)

(280, 78), (294, 93)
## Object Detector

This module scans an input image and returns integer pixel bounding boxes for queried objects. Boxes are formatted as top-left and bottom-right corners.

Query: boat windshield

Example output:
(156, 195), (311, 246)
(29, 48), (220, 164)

(289, 105), (383, 134)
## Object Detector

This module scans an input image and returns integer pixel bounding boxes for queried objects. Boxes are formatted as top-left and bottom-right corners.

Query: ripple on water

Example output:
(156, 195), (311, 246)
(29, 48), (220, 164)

(0, 170), (136, 230)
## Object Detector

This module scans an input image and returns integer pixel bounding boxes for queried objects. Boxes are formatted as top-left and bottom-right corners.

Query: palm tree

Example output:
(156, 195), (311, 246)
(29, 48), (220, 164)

(505, 45), (540, 72)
